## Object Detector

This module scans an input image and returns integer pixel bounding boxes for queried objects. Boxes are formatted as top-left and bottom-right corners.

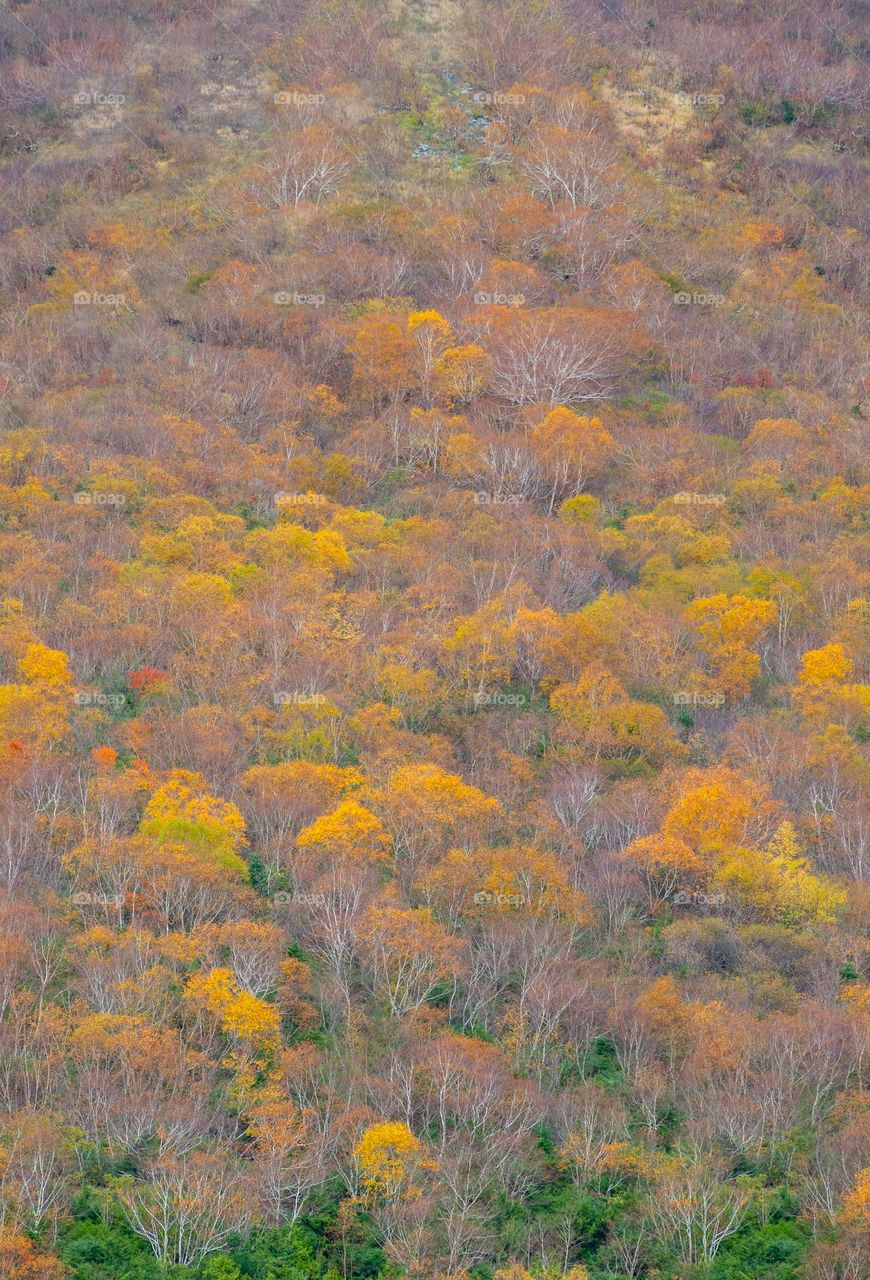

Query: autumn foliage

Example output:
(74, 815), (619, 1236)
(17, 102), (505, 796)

(0, 0), (866, 1278)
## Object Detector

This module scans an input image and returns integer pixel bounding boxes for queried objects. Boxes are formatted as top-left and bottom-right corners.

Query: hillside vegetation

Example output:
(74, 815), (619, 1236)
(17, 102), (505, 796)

(0, 2), (867, 1278)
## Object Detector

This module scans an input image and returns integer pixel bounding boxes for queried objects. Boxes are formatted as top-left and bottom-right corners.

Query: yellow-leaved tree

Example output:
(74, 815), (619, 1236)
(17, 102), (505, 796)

(529, 407), (615, 513)
(140, 770), (249, 879)
(184, 966), (281, 1053)
(407, 308), (452, 405)
(686, 593), (777, 700)
(354, 1121), (432, 1201)
(715, 822), (847, 925)
(661, 768), (776, 859)
(380, 763), (503, 869)
(433, 343), (489, 404)
(551, 662), (685, 767)
(838, 1166), (870, 1229)
(792, 641), (870, 732)
(295, 798), (391, 864)
(623, 833), (705, 908)
(0, 640), (75, 750)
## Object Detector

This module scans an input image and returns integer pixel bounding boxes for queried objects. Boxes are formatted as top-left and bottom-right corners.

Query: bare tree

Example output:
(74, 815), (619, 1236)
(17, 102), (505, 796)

(517, 122), (620, 210)
(484, 308), (618, 405)
(261, 127), (351, 209)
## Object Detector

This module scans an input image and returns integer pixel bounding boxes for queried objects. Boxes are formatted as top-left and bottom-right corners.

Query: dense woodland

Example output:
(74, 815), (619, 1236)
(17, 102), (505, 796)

(0, 1), (868, 1277)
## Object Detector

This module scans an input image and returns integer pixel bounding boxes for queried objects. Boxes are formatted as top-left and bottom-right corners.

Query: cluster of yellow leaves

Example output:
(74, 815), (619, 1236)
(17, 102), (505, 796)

(29, 248), (139, 316)
(686, 593), (777, 700)
(838, 1167), (870, 1229)
(68, 1010), (184, 1074)
(631, 772), (846, 924)
(419, 844), (589, 926)
(381, 763), (504, 864)
(633, 978), (749, 1072)
(623, 833), (703, 904)
(493, 1267), (588, 1280)
(241, 760), (362, 808)
(264, 695), (344, 765)
(623, 511), (733, 575)
(376, 658), (443, 720)
(551, 662), (685, 766)
(661, 768), (772, 858)
(140, 770), (249, 879)
(530, 407), (615, 476)
(0, 640), (74, 750)
(184, 967), (280, 1051)
(296, 798), (391, 863)
(734, 250), (843, 317)
(346, 305), (489, 407)
(354, 1120), (432, 1200)
(793, 642), (870, 732)
(246, 521), (351, 574)
(345, 308), (419, 400)
(717, 822), (847, 925)
(559, 494), (602, 526)
(140, 512), (245, 572)
(591, 1141), (650, 1180)
(434, 343), (489, 402)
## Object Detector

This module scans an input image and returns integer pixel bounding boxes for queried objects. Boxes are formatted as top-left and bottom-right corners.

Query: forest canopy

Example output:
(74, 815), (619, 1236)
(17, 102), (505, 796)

(0, 1), (867, 1278)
